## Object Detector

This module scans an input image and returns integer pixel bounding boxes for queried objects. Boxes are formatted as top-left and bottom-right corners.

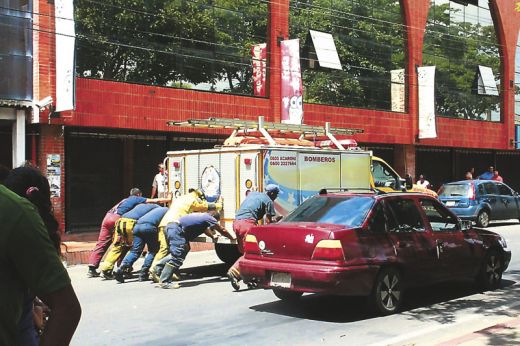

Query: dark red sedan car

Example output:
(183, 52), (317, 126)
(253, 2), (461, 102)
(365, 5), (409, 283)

(240, 192), (511, 315)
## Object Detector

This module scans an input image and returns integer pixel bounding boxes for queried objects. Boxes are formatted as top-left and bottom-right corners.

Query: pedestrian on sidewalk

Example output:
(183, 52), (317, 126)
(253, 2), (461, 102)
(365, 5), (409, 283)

(415, 174), (431, 189)
(114, 206), (168, 283)
(150, 188), (221, 276)
(491, 170), (503, 182)
(99, 203), (160, 279)
(227, 184), (282, 291)
(151, 163), (167, 199)
(1, 166), (81, 345)
(153, 209), (234, 288)
(478, 166), (494, 180)
(87, 188), (169, 278)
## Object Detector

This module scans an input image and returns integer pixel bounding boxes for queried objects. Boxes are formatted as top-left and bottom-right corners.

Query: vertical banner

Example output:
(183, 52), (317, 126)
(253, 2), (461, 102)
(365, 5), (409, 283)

(417, 66), (437, 139)
(251, 43), (267, 97)
(280, 39), (303, 124)
(391, 69), (405, 112)
(46, 154), (61, 198)
(55, 0), (76, 112)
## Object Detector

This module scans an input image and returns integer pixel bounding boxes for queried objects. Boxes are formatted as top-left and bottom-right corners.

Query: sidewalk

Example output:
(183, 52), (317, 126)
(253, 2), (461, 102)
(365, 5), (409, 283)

(61, 231), (213, 265)
(381, 280), (520, 346)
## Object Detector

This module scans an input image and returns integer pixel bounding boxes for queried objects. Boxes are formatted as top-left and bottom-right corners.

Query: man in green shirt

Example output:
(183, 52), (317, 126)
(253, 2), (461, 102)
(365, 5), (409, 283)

(0, 185), (81, 345)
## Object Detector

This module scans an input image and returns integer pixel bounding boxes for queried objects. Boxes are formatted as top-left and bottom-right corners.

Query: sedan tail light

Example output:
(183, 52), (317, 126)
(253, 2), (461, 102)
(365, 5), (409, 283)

(244, 234), (261, 254)
(311, 240), (345, 261)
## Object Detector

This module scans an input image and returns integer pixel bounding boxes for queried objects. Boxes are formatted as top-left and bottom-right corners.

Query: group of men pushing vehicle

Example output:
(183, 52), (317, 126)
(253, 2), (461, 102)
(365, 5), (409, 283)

(87, 183), (281, 289)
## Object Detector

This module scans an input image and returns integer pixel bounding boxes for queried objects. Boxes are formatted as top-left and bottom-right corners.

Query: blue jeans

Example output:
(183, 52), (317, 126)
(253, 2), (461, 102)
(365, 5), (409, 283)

(121, 230), (159, 271)
(155, 223), (190, 282)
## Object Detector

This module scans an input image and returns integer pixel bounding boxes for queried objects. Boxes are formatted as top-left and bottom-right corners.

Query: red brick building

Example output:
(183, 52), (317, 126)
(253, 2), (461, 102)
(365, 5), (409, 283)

(1, 0), (519, 233)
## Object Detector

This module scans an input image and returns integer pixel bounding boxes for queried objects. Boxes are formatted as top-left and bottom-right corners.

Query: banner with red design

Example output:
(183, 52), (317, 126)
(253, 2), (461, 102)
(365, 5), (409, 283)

(251, 43), (267, 97)
(280, 39), (303, 124)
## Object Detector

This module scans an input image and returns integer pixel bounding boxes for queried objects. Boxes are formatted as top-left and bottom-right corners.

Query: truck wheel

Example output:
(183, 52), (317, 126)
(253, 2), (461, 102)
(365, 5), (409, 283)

(476, 210), (490, 227)
(215, 243), (241, 265)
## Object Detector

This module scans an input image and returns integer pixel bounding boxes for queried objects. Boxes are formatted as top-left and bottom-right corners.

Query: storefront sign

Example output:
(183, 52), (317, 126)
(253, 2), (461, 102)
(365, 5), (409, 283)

(391, 69), (405, 112)
(46, 154), (61, 198)
(251, 43), (267, 97)
(55, 0), (76, 112)
(280, 39), (303, 124)
(418, 66), (437, 139)
(307, 30), (342, 70)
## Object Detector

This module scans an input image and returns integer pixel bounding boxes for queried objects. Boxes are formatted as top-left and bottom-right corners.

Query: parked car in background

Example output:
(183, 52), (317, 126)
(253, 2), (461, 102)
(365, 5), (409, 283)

(240, 192), (511, 315)
(438, 180), (520, 227)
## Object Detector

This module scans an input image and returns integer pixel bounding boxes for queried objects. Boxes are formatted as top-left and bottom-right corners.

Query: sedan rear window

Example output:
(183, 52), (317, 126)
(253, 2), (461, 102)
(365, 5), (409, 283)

(438, 184), (470, 197)
(283, 196), (374, 228)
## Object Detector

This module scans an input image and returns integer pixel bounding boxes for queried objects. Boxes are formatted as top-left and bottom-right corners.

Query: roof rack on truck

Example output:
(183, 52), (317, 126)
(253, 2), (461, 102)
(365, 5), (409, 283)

(167, 116), (364, 150)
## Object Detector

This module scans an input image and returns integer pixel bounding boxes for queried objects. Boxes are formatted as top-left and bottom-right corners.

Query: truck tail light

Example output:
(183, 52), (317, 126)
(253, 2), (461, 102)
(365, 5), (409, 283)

(244, 234), (260, 254)
(311, 240), (345, 261)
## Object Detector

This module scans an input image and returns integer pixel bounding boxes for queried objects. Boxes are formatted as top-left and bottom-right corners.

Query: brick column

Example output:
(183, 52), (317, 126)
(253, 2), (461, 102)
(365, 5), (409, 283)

(493, 0), (520, 149)
(401, 0), (430, 144)
(268, 0), (289, 123)
(393, 144), (416, 178)
(38, 124), (65, 232)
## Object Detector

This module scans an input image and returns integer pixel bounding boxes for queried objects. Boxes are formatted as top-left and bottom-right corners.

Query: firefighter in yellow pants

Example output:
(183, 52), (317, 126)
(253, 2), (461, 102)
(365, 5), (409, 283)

(150, 189), (222, 280)
(100, 203), (159, 279)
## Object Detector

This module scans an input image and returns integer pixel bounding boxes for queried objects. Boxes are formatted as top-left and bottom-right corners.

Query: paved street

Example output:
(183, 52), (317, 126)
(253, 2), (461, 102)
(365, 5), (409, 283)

(69, 222), (520, 346)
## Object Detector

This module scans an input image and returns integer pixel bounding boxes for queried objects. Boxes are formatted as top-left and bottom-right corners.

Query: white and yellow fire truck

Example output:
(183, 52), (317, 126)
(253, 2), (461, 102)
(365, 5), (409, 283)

(164, 117), (433, 264)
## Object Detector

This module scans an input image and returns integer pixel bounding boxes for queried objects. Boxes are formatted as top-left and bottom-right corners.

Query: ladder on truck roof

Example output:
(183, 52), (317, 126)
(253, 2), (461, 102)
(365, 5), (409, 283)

(167, 116), (364, 150)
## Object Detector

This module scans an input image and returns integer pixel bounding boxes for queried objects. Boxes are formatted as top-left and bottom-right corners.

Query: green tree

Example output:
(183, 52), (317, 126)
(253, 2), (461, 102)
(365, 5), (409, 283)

(422, 2), (501, 120)
(289, 0), (406, 110)
(75, 0), (267, 94)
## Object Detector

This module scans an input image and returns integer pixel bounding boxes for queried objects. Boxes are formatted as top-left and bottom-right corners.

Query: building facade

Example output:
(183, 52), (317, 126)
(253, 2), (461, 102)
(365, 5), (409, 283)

(1, 0), (519, 232)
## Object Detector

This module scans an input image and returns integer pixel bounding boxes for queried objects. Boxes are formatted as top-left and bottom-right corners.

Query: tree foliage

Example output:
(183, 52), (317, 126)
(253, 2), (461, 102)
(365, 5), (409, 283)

(423, 2), (501, 120)
(75, 0), (268, 94)
(289, 0), (406, 110)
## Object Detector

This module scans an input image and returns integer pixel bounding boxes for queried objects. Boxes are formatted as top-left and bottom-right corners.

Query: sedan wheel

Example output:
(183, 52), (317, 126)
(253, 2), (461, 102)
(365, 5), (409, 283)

(476, 210), (490, 228)
(370, 267), (403, 316)
(477, 250), (503, 291)
(273, 289), (303, 302)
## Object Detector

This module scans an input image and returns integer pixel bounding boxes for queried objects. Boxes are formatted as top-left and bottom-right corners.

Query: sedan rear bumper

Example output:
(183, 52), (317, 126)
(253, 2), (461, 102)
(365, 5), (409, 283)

(240, 258), (379, 296)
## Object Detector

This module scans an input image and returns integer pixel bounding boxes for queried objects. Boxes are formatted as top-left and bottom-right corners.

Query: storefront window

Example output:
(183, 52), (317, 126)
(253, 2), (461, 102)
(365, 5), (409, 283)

(75, 0), (268, 96)
(289, 0), (406, 111)
(0, 0), (33, 101)
(423, 0), (501, 121)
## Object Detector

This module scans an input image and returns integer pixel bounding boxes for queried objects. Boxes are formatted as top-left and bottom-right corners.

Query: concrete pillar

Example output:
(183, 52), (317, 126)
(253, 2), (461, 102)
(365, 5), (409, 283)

(393, 144), (416, 178)
(12, 110), (26, 168)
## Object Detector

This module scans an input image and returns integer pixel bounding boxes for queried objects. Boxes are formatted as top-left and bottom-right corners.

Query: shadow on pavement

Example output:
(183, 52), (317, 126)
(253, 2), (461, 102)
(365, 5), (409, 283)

(249, 273), (519, 325)
(249, 293), (371, 323)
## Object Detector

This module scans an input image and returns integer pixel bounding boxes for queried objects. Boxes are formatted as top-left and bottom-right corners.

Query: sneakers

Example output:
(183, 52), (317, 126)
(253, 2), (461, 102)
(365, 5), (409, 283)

(160, 282), (180, 289)
(114, 270), (125, 283)
(101, 270), (114, 280)
(87, 267), (100, 278)
(138, 271), (149, 282)
(227, 271), (241, 291)
(150, 270), (160, 283)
